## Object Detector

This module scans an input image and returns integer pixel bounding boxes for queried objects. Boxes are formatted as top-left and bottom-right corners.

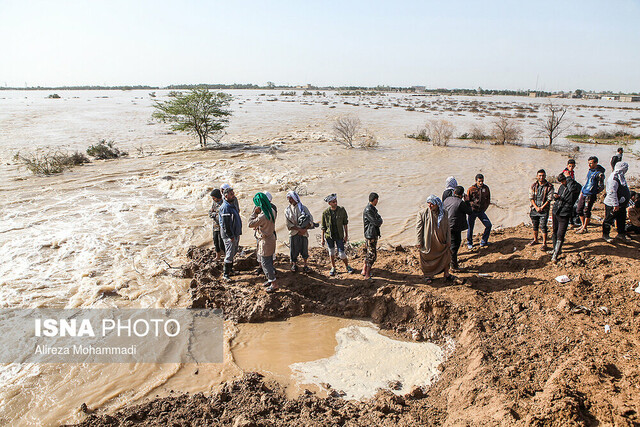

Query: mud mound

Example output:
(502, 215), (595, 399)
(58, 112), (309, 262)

(74, 372), (425, 426)
(76, 218), (640, 426)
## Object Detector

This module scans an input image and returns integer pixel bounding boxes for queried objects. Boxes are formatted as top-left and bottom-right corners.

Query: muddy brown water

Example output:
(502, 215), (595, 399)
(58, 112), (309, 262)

(0, 90), (638, 425)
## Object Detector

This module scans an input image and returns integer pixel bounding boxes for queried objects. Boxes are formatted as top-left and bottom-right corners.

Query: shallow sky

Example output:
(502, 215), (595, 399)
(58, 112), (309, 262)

(1, 0), (639, 92)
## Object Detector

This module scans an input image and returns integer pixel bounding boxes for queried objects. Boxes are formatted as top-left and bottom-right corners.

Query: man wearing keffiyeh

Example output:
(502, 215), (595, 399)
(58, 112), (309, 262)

(285, 191), (314, 272)
(602, 161), (631, 242)
(416, 195), (455, 284)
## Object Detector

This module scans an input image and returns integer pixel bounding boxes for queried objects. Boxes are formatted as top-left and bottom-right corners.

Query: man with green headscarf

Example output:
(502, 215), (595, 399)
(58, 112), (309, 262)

(248, 192), (278, 292)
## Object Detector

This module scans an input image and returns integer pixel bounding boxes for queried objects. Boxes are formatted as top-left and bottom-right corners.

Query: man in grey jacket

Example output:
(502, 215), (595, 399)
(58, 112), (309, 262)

(602, 162), (631, 242)
(285, 191), (314, 273)
(443, 186), (472, 271)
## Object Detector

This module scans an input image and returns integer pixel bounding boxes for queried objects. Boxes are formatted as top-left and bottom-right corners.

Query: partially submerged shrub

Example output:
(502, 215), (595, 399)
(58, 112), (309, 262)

(491, 117), (522, 144)
(470, 125), (492, 143)
(86, 139), (128, 159)
(13, 150), (90, 176)
(407, 128), (430, 142)
(427, 119), (455, 146)
(333, 115), (361, 148)
(358, 129), (379, 149)
(47, 93), (61, 99)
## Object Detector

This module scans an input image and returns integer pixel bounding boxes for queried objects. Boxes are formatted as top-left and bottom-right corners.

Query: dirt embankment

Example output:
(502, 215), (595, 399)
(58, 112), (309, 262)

(76, 208), (640, 426)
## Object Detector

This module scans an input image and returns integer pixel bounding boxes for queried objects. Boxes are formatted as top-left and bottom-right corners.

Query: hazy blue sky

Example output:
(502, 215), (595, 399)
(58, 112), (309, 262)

(1, 0), (639, 91)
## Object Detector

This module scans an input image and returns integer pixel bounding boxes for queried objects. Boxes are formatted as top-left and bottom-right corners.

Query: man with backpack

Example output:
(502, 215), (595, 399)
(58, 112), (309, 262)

(576, 156), (606, 234)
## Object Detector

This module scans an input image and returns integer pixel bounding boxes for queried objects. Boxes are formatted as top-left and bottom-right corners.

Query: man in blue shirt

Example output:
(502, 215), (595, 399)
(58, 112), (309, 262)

(576, 156), (605, 234)
(219, 187), (242, 281)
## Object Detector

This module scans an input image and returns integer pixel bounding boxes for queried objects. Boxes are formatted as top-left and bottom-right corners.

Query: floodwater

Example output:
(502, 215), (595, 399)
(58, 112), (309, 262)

(0, 89), (638, 425)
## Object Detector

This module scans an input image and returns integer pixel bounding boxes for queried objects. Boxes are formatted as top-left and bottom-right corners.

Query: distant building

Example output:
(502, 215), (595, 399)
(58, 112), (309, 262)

(529, 92), (538, 97)
(412, 86), (426, 93)
(602, 96), (618, 101)
(620, 96), (640, 102)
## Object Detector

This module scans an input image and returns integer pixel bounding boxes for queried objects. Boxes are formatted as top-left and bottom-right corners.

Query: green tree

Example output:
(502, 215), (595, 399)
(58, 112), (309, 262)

(152, 88), (232, 147)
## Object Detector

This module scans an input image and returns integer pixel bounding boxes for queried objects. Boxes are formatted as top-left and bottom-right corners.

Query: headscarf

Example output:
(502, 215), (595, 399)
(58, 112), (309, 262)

(614, 161), (628, 186)
(264, 191), (273, 202)
(287, 191), (306, 212)
(324, 193), (337, 203)
(445, 176), (457, 191)
(426, 195), (445, 227)
(253, 192), (274, 221)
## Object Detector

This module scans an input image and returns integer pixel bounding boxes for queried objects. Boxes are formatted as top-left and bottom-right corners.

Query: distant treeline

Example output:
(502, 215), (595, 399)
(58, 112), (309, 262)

(1, 84), (637, 96)
(0, 85), (157, 91)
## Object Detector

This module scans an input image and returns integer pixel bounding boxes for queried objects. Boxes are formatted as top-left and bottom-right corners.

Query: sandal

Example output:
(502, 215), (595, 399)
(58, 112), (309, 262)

(424, 277), (433, 285)
(303, 266), (311, 273)
(527, 240), (538, 246)
(329, 268), (337, 277)
(265, 284), (278, 293)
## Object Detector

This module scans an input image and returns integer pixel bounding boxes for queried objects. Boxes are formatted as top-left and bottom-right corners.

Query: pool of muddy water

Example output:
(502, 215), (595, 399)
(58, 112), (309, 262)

(231, 314), (447, 400)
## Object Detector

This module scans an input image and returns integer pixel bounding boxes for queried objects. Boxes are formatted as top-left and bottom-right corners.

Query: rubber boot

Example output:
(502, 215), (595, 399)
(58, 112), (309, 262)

(551, 240), (563, 263)
(223, 263), (232, 281)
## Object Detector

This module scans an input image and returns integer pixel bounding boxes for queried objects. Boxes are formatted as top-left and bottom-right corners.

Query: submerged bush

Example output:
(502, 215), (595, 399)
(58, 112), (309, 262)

(86, 139), (128, 159)
(13, 150), (90, 176)
(407, 128), (430, 142)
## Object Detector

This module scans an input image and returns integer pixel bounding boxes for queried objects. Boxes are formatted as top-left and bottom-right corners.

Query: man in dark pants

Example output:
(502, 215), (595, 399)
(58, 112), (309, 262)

(219, 187), (243, 281)
(466, 174), (492, 249)
(362, 192), (383, 280)
(444, 186), (472, 270)
(528, 169), (554, 250)
(576, 156), (605, 234)
(208, 189), (224, 262)
(603, 162), (631, 242)
(550, 174), (580, 263)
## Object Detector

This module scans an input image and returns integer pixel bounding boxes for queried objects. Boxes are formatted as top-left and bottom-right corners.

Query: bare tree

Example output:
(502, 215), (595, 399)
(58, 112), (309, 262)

(538, 104), (569, 145)
(333, 115), (361, 148)
(491, 117), (522, 144)
(427, 119), (455, 146)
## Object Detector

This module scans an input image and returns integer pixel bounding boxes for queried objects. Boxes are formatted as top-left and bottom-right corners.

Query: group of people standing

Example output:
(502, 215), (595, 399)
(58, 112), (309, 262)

(208, 148), (636, 290)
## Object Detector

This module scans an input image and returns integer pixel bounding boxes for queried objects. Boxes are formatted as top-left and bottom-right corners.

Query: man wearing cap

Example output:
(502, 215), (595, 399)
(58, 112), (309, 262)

(220, 183), (240, 213)
(219, 186), (242, 281)
(321, 194), (355, 276)
(208, 188), (224, 262)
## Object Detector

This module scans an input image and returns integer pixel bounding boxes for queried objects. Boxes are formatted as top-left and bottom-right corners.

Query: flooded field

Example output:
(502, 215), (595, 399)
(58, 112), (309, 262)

(0, 89), (638, 425)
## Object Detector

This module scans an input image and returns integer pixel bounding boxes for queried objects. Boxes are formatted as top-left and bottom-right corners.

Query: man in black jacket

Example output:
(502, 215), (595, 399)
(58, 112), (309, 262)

(443, 186), (472, 271)
(551, 174), (581, 263)
(362, 192), (383, 280)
